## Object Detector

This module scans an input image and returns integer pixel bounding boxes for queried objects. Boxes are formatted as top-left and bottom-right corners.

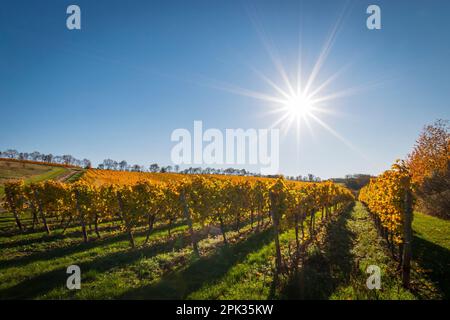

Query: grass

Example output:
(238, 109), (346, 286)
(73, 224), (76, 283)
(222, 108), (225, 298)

(65, 170), (85, 183)
(410, 211), (450, 299)
(0, 201), (448, 300)
(0, 160), (71, 199)
(122, 228), (276, 300)
(320, 202), (414, 299)
(413, 212), (450, 250)
(25, 167), (68, 183)
(0, 159), (60, 182)
(0, 211), (319, 300)
(0, 221), (189, 299)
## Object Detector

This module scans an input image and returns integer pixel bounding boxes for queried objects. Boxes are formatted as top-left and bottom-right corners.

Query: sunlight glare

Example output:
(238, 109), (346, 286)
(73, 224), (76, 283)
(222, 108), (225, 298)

(285, 94), (314, 119)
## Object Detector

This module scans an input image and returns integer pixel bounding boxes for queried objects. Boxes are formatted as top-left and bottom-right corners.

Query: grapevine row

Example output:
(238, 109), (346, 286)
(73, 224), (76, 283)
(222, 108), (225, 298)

(358, 161), (413, 287)
(3, 176), (354, 274)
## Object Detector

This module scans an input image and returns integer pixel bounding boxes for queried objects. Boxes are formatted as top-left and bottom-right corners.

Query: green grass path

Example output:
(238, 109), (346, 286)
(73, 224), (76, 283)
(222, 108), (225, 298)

(186, 202), (415, 299)
(275, 202), (414, 299)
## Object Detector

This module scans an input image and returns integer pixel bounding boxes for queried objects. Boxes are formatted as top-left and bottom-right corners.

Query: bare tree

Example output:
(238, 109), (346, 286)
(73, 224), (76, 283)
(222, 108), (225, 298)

(62, 154), (74, 165)
(149, 163), (160, 173)
(30, 151), (41, 161)
(119, 160), (128, 171)
(5, 149), (19, 159)
(102, 159), (115, 170)
(131, 164), (142, 172)
(82, 159), (92, 169)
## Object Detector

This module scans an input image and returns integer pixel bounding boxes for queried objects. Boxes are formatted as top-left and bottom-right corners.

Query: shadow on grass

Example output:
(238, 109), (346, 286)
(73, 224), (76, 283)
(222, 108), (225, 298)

(412, 234), (450, 299)
(119, 228), (274, 299)
(0, 218), (128, 245)
(280, 203), (356, 299)
(0, 228), (204, 299)
(0, 221), (187, 270)
(0, 224), (121, 250)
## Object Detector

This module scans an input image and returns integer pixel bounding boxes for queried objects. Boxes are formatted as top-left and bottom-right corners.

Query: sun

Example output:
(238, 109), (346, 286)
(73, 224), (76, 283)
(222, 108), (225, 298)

(202, 7), (371, 160)
(284, 93), (314, 119)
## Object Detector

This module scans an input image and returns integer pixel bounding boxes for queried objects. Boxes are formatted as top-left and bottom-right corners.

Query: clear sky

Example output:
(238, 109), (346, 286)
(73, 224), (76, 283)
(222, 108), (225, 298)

(1, 0), (449, 178)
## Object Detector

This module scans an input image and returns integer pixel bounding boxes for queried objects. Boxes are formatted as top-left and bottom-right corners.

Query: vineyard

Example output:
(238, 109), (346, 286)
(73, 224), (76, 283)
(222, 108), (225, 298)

(0, 160), (448, 300)
(3, 172), (353, 256)
(359, 161), (414, 287)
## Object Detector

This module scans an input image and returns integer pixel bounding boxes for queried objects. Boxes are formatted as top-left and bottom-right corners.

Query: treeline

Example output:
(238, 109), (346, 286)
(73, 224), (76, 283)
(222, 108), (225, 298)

(0, 149), (91, 168)
(407, 119), (449, 219)
(3, 177), (353, 276)
(97, 159), (256, 176)
(97, 159), (323, 181)
(331, 174), (373, 191)
(0, 149), (324, 181)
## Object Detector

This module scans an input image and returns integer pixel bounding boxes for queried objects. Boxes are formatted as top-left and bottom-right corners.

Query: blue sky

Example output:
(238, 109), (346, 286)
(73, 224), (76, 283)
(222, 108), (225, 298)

(1, 0), (449, 178)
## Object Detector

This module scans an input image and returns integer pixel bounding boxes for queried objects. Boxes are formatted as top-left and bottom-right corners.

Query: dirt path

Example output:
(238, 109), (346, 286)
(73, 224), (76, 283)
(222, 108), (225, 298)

(54, 168), (82, 182)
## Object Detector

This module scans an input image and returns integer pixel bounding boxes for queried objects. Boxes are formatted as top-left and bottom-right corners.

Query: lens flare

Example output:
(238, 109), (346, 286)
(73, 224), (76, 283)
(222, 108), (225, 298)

(284, 94), (314, 119)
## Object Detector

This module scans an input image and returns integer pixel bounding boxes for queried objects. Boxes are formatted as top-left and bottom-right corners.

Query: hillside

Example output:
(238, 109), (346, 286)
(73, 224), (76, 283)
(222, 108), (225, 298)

(0, 161), (448, 300)
(0, 159), (84, 199)
(80, 169), (287, 186)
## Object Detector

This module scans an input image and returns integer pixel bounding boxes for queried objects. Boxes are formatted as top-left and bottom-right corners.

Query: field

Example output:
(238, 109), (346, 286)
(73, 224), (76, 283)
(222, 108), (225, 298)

(0, 161), (448, 300)
(80, 168), (287, 186)
(0, 159), (82, 200)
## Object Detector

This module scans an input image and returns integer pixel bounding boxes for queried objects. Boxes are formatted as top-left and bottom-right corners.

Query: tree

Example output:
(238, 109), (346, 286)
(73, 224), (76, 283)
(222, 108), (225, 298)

(414, 166), (450, 219)
(82, 159), (92, 169)
(54, 156), (63, 164)
(102, 159), (115, 170)
(62, 154), (74, 165)
(407, 119), (449, 219)
(30, 151), (41, 161)
(408, 119), (449, 184)
(131, 164), (142, 172)
(42, 154), (53, 163)
(149, 163), (160, 173)
(119, 160), (128, 171)
(4, 149), (19, 159)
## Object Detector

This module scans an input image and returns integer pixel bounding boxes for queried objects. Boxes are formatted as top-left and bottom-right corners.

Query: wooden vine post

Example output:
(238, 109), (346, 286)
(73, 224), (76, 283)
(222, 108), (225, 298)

(34, 187), (51, 235)
(117, 191), (135, 248)
(269, 179), (285, 279)
(180, 187), (199, 256)
(401, 184), (413, 288)
(74, 189), (88, 243)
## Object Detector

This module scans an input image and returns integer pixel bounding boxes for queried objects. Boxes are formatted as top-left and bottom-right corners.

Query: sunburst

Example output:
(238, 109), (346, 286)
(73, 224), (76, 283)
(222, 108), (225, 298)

(192, 3), (377, 162)
(222, 5), (366, 146)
